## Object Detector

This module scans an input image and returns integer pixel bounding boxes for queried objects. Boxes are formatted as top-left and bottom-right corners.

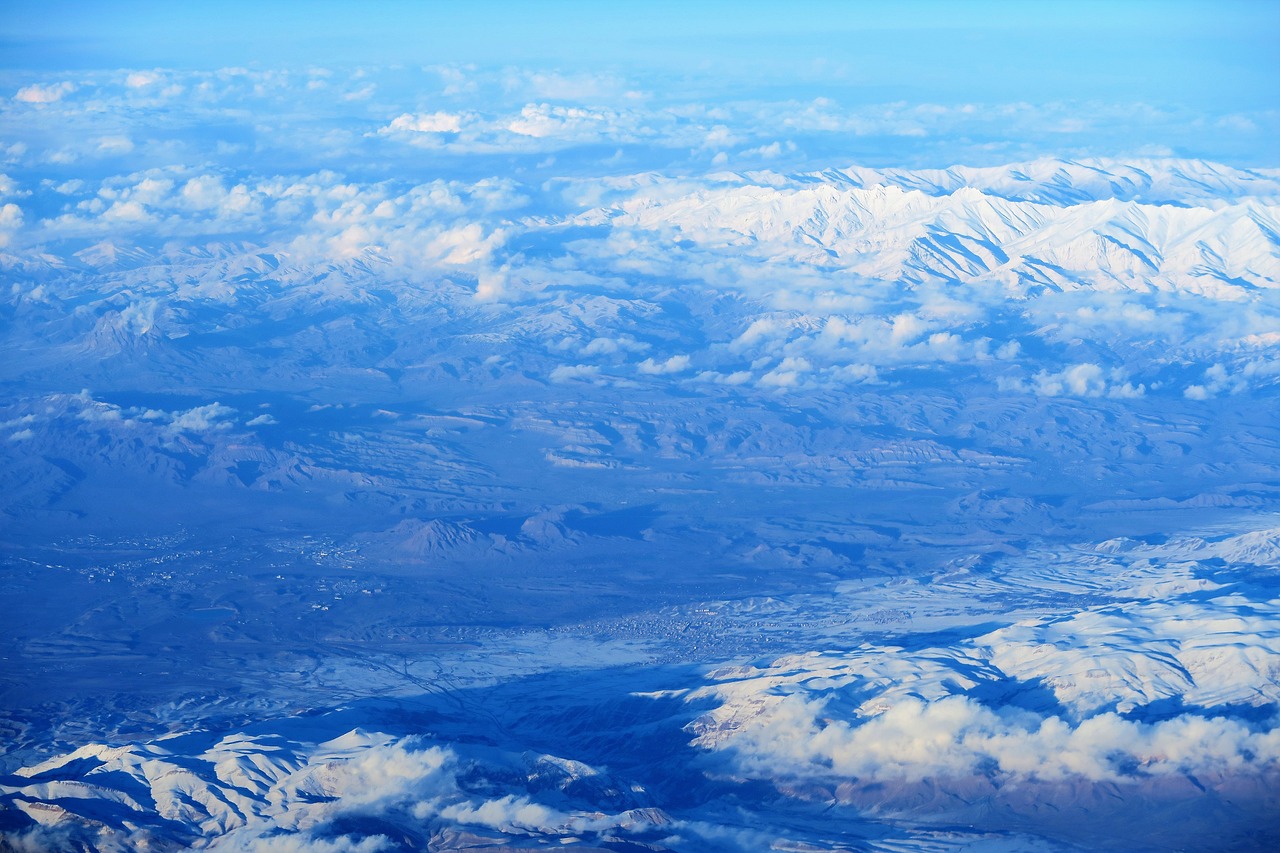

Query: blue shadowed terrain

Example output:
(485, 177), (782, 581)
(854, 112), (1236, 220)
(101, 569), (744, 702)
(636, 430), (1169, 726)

(1, 3), (1280, 851)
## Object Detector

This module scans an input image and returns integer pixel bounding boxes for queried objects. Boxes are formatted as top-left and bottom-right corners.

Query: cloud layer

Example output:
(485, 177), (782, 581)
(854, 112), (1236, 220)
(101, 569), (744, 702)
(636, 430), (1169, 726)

(689, 527), (1280, 813)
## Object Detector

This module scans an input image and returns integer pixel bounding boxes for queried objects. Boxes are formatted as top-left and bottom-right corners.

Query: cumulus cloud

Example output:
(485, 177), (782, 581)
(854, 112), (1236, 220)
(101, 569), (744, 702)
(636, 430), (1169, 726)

(1000, 363), (1145, 398)
(549, 364), (601, 383)
(727, 309), (1000, 378)
(3, 727), (672, 853)
(832, 363), (880, 383)
(211, 832), (395, 852)
(304, 738), (455, 808)
(0, 202), (23, 246)
(1037, 363), (1107, 396)
(6, 66), (1276, 403)
(168, 403), (237, 433)
(0, 825), (85, 853)
(582, 335), (648, 355)
(695, 369), (753, 385)
(637, 354), (690, 375)
(506, 103), (617, 139)
(473, 265), (508, 302)
(15, 81), (74, 103)
(437, 795), (566, 833)
(692, 570), (1280, 812)
(125, 71), (161, 88)
(1181, 361), (1278, 399)
(102, 198), (151, 222)
(759, 356), (813, 388)
(411, 223), (501, 265)
(383, 111), (464, 134)
(38, 169), (517, 273)
(179, 174), (231, 209)
(715, 693), (1280, 787)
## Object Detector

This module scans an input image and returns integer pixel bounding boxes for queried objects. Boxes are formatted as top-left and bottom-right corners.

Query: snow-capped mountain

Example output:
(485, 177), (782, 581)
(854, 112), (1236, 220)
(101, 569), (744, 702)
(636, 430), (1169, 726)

(586, 162), (1280, 297)
(2, 154), (1278, 852)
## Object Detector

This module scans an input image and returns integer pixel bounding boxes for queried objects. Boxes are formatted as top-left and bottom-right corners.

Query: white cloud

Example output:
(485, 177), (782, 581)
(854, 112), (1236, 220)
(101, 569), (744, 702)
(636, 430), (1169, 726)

(549, 364), (601, 383)
(438, 795), (565, 833)
(1040, 362), (1107, 396)
(732, 317), (783, 350)
(3, 726), (671, 853)
(507, 103), (615, 139)
(715, 692), (1280, 787)
(1184, 363), (1252, 399)
(832, 363), (879, 383)
(701, 125), (738, 150)
(1005, 363), (1146, 399)
(384, 111), (463, 134)
(414, 223), (500, 265)
(125, 71), (161, 88)
(15, 81), (74, 103)
(180, 174), (229, 209)
(695, 370), (753, 385)
(742, 140), (796, 159)
(0, 202), (22, 246)
(126, 176), (172, 203)
(582, 335), (648, 355)
(102, 199), (150, 223)
(310, 739), (454, 808)
(341, 84), (376, 101)
(995, 340), (1020, 359)
(759, 356), (812, 388)
(473, 266), (507, 302)
(169, 403), (236, 433)
(637, 354), (690, 375)
(212, 832), (395, 852)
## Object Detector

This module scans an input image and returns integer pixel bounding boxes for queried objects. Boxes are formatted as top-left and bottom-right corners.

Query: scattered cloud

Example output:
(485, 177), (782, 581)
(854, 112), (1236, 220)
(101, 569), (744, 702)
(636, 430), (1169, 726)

(582, 335), (648, 355)
(549, 364), (601, 383)
(694, 583), (1280, 804)
(1, 66), (1275, 404)
(384, 111), (464, 134)
(996, 364), (1146, 398)
(2, 728), (673, 853)
(15, 81), (74, 103)
(507, 103), (616, 139)
(0, 202), (23, 246)
(1185, 363), (1251, 399)
(637, 354), (690, 375)
(125, 71), (161, 88)
(717, 692), (1280, 786)
(168, 403), (237, 432)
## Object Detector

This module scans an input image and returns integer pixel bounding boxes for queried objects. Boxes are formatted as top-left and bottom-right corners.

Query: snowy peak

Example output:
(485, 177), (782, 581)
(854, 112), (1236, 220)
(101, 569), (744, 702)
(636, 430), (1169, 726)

(72, 241), (155, 270)
(818, 157), (1280, 206)
(596, 164), (1280, 295)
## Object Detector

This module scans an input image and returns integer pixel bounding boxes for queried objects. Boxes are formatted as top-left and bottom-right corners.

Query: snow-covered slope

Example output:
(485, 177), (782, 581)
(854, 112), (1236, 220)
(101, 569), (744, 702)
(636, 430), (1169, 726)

(818, 158), (1280, 205)
(2, 156), (1279, 852)
(593, 169), (1280, 296)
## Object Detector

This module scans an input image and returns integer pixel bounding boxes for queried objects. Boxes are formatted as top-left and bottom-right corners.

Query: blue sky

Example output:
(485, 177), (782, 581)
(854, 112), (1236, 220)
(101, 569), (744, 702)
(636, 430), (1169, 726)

(1, 1), (1277, 167)
(3, 1), (1277, 109)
